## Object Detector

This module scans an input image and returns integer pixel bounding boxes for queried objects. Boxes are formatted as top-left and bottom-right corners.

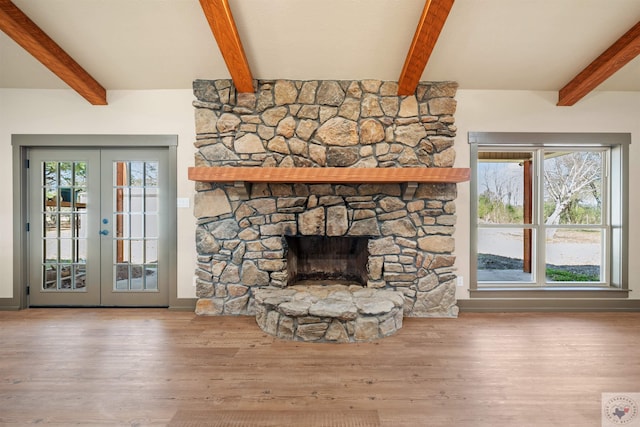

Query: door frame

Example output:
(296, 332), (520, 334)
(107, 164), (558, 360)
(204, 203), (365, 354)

(11, 135), (178, 309)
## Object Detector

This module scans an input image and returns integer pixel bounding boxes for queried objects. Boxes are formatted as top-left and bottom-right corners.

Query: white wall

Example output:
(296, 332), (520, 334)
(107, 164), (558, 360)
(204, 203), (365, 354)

(1, 88), (638, 303)
(454, 90), (640, 300)
(0, 89), (197, 300)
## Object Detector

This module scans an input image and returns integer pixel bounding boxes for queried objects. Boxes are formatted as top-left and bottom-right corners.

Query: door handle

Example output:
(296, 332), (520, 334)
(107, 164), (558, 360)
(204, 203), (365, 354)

(99, 229), (109, 236)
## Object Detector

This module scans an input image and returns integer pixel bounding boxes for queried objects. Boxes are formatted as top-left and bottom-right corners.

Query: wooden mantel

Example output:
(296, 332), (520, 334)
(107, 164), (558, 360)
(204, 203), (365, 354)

(188, 167), (470, 184)
(188, 167), (469, 200)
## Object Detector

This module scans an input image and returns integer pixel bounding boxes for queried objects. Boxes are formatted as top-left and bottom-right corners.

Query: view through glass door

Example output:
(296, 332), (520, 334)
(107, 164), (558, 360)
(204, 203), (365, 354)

(28, 148), (170, 307)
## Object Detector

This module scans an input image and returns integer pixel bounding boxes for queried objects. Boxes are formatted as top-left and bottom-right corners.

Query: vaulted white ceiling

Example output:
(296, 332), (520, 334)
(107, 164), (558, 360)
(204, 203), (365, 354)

(1, 0), (639, 92)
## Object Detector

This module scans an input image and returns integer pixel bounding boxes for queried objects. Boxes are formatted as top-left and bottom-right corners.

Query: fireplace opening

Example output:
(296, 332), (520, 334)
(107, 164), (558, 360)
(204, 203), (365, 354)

(285, 236), (369, 286)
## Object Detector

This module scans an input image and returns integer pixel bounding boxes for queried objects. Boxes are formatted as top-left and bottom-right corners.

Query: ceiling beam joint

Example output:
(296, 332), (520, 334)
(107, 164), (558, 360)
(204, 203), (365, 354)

(199, 0), (254, 93)
(397, 0), (455, 96)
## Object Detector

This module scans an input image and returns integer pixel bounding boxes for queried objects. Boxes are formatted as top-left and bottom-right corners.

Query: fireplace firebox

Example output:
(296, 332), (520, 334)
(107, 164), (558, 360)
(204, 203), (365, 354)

(285, 236), (369, 286)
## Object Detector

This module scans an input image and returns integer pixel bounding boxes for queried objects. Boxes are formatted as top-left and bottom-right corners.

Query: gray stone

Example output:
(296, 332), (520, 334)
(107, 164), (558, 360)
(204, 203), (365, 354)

(241, 260), (270, 286)
(426, 82), (458, 98)
(430, 136), (455, 151)
(225, 294), (249, 313)
(200, 143), (239, 162)
(232, 241), (246, 264)
(327, 147), (359, 167)
(326, 205), (348, 236)
(309, 299), (358, 320)
(277, 316), (295, 340)
(296, 322), (330, 341)
(299, 207), (325, 235)
(355, 298), (395, 315)
(417, 272), (439, 292)
(315, 117), (359, 146)
(316, 81), (345, 106)
(228, 284), (248, 297)
(220, 264), (240, 283)
(279, 300), (312, 317)
(415, 183), (457, 200)
(209, 218), (240, 239)
(196, 227), (220, 254)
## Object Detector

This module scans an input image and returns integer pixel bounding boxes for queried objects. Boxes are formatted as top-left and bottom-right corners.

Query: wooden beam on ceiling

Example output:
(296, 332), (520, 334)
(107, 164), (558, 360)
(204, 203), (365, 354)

(397, 0), (455, 96)
(558, 20), (640, 106)
(0, 0), (107, 105)
(199, 0), (254, 93)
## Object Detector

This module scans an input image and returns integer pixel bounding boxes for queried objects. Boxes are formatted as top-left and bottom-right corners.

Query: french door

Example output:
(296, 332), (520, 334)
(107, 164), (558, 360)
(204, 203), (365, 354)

(28, 148), (170, 306)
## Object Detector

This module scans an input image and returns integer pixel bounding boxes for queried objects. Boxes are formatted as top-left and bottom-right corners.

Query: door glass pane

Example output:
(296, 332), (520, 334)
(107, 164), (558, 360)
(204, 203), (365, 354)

(112, 161), (159, 291)
(545, 228), (602, 282)
(40, 161), (88, 292)
(477, 227), (535, 283)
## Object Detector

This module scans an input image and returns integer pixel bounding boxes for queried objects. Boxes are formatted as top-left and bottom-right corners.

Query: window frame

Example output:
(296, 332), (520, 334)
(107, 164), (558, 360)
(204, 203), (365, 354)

(468, 132), (629, 299)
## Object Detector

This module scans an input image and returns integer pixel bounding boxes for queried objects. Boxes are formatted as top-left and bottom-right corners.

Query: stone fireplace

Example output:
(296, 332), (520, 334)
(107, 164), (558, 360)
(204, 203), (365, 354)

(190, 78), (463, 341)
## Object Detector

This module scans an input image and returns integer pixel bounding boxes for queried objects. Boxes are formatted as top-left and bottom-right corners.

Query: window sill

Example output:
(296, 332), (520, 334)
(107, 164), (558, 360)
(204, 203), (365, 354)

(469, 287), (630, 299)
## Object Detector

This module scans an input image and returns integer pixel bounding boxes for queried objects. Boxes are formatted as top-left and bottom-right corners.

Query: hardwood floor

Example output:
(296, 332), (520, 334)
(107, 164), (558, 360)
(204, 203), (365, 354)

(0, 309), (639, 426)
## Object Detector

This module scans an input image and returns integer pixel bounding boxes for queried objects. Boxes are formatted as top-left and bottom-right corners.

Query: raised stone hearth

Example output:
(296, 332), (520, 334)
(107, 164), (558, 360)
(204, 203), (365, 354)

(255, 283), (404, 342)
(191, 78), (463, 341)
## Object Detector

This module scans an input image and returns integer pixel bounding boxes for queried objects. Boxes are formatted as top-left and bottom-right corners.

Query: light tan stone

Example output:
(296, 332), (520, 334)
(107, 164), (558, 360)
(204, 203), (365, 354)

(317, 81), (345, 106)
(234, 134), (265, 153)
(361, 93), (384, 117)
(274, 80), (298, 105)
(261, 106), (288, 126)
(325, 320), (349, 342)
(299, 207), (325, 235)
(315, 117), (359, 146)
(195, 108), (218, 134)
(295, 120), (318, 141)
(276, 116), (296, 138)
(195, 298), (224, 315)
(417, 236), (455, 253)
(216, 113), (241, 133)
(298, 81), (318, 104)
(399, 96), (418, 117)
(395, 123), (427, 147)
(428, 97), (457, 116)
(194, 189), (231, 218)
(360, 119), (385, 144)
(434, 147), (456, 167)
(354, 317), (379, 341)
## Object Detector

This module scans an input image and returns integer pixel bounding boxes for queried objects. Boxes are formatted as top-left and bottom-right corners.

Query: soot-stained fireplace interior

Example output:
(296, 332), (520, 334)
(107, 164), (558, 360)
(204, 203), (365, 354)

(285, 236), (369, 286)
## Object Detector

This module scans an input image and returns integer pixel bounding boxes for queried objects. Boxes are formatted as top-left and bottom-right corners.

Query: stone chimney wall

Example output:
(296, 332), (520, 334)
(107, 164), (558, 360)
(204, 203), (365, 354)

(192, 79), (460, 317)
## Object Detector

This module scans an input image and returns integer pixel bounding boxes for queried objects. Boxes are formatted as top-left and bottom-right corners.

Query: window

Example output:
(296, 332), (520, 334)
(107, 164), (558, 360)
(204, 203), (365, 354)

(469, 133), (629, 297)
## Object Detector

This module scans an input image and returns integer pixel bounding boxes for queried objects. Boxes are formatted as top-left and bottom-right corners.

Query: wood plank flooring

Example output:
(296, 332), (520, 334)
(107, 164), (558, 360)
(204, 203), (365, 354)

(1, 309), (639, 426)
